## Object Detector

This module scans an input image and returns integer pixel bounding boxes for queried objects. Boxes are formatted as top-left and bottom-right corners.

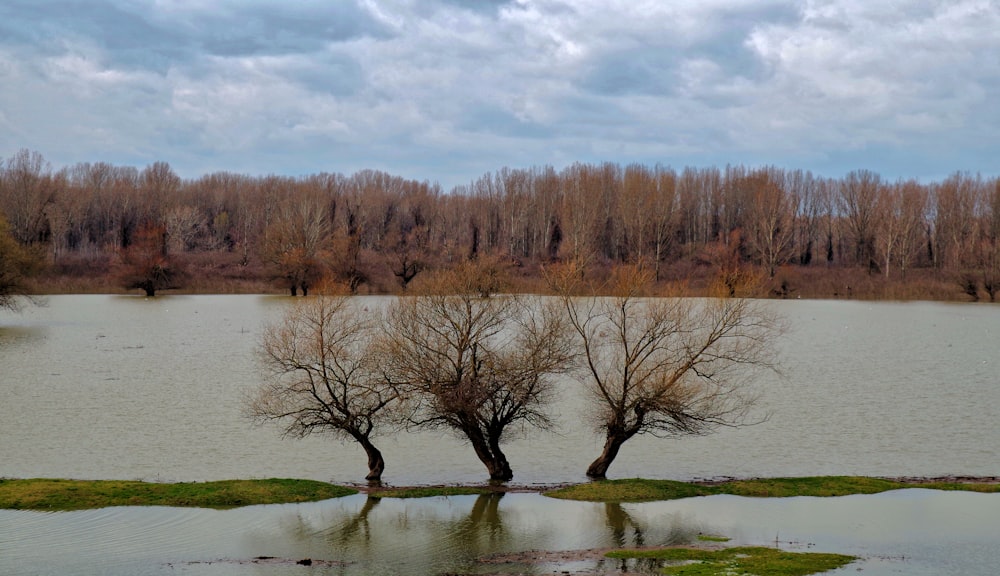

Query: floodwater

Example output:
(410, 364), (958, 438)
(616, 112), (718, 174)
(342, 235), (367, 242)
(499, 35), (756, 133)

(1, 295), (999, 575)
(2, 490), (999, 575)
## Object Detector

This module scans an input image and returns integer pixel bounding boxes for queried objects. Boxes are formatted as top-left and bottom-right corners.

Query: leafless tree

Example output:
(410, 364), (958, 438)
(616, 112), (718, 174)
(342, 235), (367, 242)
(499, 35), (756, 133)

(116, 223), (184, 297)
(875, 180), (927, 279)
(261, 197), (330, 295)
(381, 258), (573, 481)
(743, 168), (795, 277)
(550, 261), (780, 479)
(0, 149), (57, 245)
(0, 213), (43, 310)
(933, 172), (981, 270)
(248, 288), (398, 482)
(976, 178), (1000, 301)
(838, 170), (882, 271)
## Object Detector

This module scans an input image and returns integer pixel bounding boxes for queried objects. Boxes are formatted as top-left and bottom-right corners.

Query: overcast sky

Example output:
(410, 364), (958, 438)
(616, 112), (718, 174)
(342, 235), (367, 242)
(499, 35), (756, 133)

(1, 0), (997, 189)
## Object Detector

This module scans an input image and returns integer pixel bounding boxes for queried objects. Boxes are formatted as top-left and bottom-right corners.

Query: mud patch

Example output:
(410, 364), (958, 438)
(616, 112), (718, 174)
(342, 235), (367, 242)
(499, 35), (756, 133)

(169, 556), (350, 568)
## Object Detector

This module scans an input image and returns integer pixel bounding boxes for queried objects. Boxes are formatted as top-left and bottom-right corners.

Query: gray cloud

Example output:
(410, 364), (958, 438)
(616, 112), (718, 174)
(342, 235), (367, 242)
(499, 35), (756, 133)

(0, 0), (997, 188)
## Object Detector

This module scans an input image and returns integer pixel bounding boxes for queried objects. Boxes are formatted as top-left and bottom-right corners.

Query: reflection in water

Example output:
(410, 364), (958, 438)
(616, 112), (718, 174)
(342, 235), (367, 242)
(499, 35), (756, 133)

(335, 495), (381, 545)
(3, 296), (1000, 574)
(605, 502), (643, 548)
(2, 491), (999, 575)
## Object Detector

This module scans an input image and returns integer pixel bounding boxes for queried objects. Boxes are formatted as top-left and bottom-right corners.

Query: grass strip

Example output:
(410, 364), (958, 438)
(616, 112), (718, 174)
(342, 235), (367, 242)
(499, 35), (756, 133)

(545, 476), (1000, 502)
(606, 546), (855, 575)
(367, 486), (492, 499)
(0, 478), (357, 510)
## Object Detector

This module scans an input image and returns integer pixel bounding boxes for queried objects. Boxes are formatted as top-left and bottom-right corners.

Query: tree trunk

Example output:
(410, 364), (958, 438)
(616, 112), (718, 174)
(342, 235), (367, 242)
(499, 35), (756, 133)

(586, 432), (629, 479)
(467, 429), (514, 481)
(486, 433), (513, 481)
(357, 436), (385, 483)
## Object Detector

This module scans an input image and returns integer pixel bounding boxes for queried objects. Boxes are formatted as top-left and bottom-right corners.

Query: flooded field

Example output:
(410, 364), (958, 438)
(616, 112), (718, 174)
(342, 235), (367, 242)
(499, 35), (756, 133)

(1, 295), (999, 574)
(2, 490), (1000, 575)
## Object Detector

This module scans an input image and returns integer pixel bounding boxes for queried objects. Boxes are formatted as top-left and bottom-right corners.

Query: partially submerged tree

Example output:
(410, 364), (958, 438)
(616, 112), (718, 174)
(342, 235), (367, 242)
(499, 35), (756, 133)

(551, 261), (781, 479)
(248, 288), (398, 482)
(116, 224), (184, 297)
(381, 258), (573, 481)
(0, 213), (43, 311)
(262, 199), (330, 296)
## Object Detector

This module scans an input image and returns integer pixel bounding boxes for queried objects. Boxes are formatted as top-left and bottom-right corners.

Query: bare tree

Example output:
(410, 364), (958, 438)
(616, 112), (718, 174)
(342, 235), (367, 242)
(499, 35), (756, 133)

(837, 170), (883, 271)
(261, 197), (330, 296)
(381, 258), (573, 481)
(976, 178), (1000, 301)
(0, 149), (57, 245)
(248, 288), (398, 482)
(0, 213), (43, 310)
(742, 168), (795, 277)
(116, 223), (185, 297)
(551, 262), (780, 479)
(875, 180), (927, 279)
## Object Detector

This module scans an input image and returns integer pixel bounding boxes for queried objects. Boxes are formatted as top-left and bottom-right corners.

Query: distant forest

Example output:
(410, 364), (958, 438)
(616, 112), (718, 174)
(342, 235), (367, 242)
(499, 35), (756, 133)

(1, 148), (998, 301)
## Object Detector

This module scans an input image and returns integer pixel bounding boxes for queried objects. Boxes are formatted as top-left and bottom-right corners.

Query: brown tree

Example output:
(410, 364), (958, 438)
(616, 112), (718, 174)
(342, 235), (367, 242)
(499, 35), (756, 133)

(0, 149), (58, 246)
(551, 262), (780, 479)
(262, 198), (330, 296)
(0, 213), (43, 310)
(248, 288), (398, 482)
(875, 180), (927, 279)
(117, 224), (184, 297)
(742, 168), (794, 277)
(837, 170), (882, 271)
(381, 258), (573, 481)
(976, 178), (1000, 301)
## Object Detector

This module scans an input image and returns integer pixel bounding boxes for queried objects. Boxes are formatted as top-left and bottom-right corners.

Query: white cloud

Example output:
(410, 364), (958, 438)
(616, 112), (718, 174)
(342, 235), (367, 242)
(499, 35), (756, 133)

(0, 0), (997, 186)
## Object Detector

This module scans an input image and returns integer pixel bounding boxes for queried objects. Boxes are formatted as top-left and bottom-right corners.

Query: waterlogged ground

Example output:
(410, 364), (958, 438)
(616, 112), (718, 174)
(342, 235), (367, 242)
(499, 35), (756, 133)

(2, 296), (1000, 574)
(1, 296), (998, 486)
(2, 490), (1000, 575)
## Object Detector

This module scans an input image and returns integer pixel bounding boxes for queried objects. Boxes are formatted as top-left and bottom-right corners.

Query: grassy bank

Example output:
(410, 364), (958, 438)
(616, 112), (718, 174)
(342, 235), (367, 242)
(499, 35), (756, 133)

(545, 476), (1000, 502)
(4, 476), (996, 510)
(607, 546), (856, 576)
(0, 478), (356, 510)
(367, 486), (492, 499)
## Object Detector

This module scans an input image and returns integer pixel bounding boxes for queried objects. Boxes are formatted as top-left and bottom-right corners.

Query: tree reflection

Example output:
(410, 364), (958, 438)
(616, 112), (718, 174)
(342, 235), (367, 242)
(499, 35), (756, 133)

(604, 502), (645, 548)
(336, 495), (381, 545)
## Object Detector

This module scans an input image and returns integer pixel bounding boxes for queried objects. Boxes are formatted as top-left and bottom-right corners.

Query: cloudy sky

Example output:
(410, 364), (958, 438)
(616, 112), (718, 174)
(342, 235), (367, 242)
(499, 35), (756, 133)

(0, 0), (997, 189)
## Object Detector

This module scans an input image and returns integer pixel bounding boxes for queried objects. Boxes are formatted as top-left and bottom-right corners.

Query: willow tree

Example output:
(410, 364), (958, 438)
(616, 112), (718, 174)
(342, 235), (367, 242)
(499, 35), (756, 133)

(248, 289), (399, 482)
(551, 262), (781, 479)
(381, 258), (573, 481)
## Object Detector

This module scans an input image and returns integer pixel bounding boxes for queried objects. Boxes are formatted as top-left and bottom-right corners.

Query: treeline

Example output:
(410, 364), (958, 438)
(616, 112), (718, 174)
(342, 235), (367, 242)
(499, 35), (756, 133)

(1, 148), (999, 300)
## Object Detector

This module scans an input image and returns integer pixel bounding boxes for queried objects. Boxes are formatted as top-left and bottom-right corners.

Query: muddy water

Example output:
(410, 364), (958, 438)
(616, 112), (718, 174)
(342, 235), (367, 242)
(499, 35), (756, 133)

(1, 295), (997, 485)
(1, 490), (998, 575)
(2, 295), (999, 575)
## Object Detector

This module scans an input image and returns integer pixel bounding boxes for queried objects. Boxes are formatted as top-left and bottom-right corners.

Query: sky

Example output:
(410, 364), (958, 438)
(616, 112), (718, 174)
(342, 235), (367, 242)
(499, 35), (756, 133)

(0, 0), (997, 190)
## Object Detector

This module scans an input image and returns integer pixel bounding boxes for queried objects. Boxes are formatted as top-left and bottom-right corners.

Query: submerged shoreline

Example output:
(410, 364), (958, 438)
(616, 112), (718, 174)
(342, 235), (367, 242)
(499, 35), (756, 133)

(3, 475), (997, 510)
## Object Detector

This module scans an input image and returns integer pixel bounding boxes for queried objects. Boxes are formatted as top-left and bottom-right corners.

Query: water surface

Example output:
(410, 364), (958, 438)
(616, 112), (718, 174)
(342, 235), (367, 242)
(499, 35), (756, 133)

(1, 490), (997, 575)
(1, 295), (997, 485)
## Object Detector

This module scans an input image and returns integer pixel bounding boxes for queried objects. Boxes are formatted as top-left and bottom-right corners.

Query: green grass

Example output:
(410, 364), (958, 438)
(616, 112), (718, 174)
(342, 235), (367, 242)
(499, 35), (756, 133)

(0, 478), (357, 510)
(607, 546), (855, 575)
(367, 486), (492, 499)
(545, 476), (1000, 502)
(696, 534), (731, 542)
